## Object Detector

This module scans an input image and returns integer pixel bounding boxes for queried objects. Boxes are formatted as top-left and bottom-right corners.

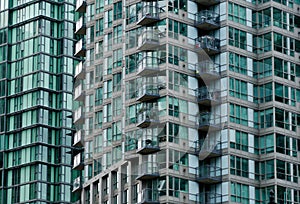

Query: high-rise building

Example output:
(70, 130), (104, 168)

(0, 0), (76, 203)
(73, 0), (300, 203)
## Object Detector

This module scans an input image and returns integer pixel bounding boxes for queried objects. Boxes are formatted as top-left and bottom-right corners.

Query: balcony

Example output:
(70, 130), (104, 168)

(73, 153), (84, 170)
(74, 84), (85, 102)
(72, 176), (83, 193)
(136, 132), (160, 154)
(137, 109), (160, 128)
(191, 0), (219, 6)
(195, 36), (220, 55)
(76, 0), (86, 12)
(195, 10), (220, 30)
(194, 139), (222, 159)
(137, 28), (162, 51)
(137, 57), (165, 77)
(137, 5), (161, 26)
(73, 130), (84, 147)
(75, 61), (85, 79)
(75, 16), (86, 35)
(198, 112), (221, 131)
(197, 192), (222, 204)
(136, 84), (160, 102)
(74, 107), (84, 125)
(74, 39), (86, 57)
(195, 61), (220, 81)
(195, 87), (221, 106)
(140, 189), (160, 204)
(136, 162), (159, 180)
(196, 165), (222, 184)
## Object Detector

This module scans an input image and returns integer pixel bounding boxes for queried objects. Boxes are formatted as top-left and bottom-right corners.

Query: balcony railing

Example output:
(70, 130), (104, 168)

(72, 176), (83, 193)
(195, 36), (220, 55)
(136, 162), (159, 180)
(196, 165), (222, 184)
(137, 109), (160, 128)
(137, 5), (161, 26)
(140, 188), (160, 204)
(195, 87), (221, 106)
(74, 83), (85, 101)
(136, 83), (160, 102)
(198, 112), (221, 131)
(73, 153), (84, 170)
(74, 39), (86, 57)
(195, 60), (220, 80)
(195, 10), (220, 30)
(194, 139), (222, 159)
(197, 192), (222, 204)
(136, 131), (160, 154)
(137, 56), (165, 76)
(73, 130), (84, 147)
(76, 0), (86, 12)
(74, 107), (84, 125)
(75, 16), (86, 35)
(75, 61), (85, 79)
(137, 28), (163, 51)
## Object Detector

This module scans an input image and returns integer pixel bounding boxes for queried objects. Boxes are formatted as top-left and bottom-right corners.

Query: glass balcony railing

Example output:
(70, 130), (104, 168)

(194, 139), (222, 158)
(75, 61), (85, 79)
(195, 10), (220, 30)
(74, 39), (86, 57)
(137, 5), (161, 26)
(75, 16), (86, 35)
(136, 131), (160, 154)
(73, 130), (84, 147)
(195, 60), (220, 80)
(74, 83), (85, 102)
(138, 28), (164, 51)
(197, 165), (222, 183)
(141, 188), (160, 204)
(198, 112), (221, 131)
(73, 153), (84, 170)
(195, 36), (220, 55)
(137, 109), (160, 128)
(137, 56), (165, 76)
(197, 192), (223, 204)
(74, 107), (84, 125)
(195, 87), (221, 105)
(136, 162), (159, 180)
(76, 0), (86, 12)
(136, 83), (160, 102)
(72, 176), (83, 193)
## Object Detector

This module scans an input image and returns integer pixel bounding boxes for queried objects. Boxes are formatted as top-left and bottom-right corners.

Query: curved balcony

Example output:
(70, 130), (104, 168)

(136, 162), (159, 180)
(137, 109), (160, 128)
(137, 5), (161, 26)
(137, 57), (165, 77)
(140, 189), (160, 204)
(72, 176), (83, 193)
(196, 165), (222, 184)
(138, 28), (163, 51)
(74, 107), (84, 125)
(74, 39), (86, 57)
(195, 36), (220, 55)
(73, 130), (84, 147)
(136, 84), (160, 102)
(76, 0), (86, 12)
(73, 153), (84, 170)
(191, 0), (219, 6)
(75, 16), (86, 35)
(198, 112), (221, 131)
(195, 61), (220, 81)
(75, 61), (85, 79)
(194, 139), (222, 159)
(195, 87), (221, 106)
(195, 10), (220, 30)
(136, 131), (160, 154)
(74, 83), (85, 102)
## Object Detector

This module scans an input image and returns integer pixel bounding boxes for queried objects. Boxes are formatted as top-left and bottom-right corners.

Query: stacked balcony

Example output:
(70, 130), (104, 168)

(73, 153), (84, 170)
(74, 39), (86, 57)
(195, 36), (220, 55)
(136, 162), (159, 180)
(195, 87), (221, 106)
(196, 165), (222, 184)
(197, 192), (222, 204)
(136, 132), (160, 154)
(194, 10), (220, 30)
(192, 0), (219, 6)
(137, 56), (165, 77)
(75, 61), (85, 79)
(74, 83), (85, 101)
(198, 112), (221, 131)
(140, 189), (160, 204)
(194, 139), (222, 159)
(74, 107), (84, 125)
(75, 16), (86, 35)
(73, 130), (84, 147)
(195, 60), (220, 81)
(137, 28), (162, 51)
(72, 176), (83, 193)
(136, 83), (160, 102)
(137, 109), (160, 128)
(137, 5), (161, 26)
(75, 0), (86, 12)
